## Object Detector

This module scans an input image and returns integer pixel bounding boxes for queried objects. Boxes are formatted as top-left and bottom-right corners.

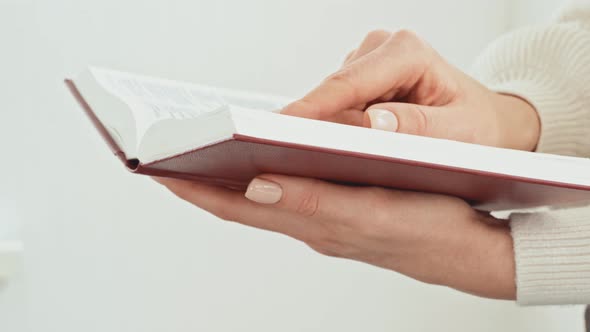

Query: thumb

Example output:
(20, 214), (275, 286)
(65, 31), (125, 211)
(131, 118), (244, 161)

(244, 174), (365, 218)
(364, 102), (451, 138)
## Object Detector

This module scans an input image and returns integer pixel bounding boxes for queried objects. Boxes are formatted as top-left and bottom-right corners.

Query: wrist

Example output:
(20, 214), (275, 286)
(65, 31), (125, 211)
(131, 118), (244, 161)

(484, 221), (517, 300)
(445, 213), (517, 300)
(493, 93), (540, 151)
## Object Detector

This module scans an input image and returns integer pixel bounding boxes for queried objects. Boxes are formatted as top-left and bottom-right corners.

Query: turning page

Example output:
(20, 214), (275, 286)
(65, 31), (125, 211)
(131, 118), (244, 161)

(74, 67), (291, 158)
(88, 68), (287, 139)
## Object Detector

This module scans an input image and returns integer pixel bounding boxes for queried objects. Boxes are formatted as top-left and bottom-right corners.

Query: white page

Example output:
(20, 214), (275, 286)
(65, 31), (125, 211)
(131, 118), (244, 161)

(87, 67), (289, 144)
(229, 109), (590, 186)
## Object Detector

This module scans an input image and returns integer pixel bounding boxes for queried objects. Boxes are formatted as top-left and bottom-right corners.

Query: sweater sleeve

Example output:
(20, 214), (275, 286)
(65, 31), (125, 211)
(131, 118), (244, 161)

(472, 2), (590, 157)
(510, 208), (590, 305)
(472, 2), (590, 305)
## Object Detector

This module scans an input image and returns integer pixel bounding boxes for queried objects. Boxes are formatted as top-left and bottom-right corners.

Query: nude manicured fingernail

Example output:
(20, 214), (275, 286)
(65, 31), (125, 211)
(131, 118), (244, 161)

(245, 178), (283, 204)
(367, 109), (398, 132)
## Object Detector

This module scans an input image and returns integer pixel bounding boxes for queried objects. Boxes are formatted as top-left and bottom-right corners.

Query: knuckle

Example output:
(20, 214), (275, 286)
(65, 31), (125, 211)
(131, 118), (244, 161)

(295, 185), (321, 218)
(391, 29), (420, 43)
(389, 29), (432, 58)
(325, 69), (361, 100)
(365, 29), (391, 43)
(409, 104), (429, 135)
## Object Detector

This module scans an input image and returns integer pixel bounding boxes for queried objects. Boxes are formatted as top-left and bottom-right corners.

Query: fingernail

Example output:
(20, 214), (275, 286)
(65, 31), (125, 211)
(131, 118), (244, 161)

(367, 109), (398, 132)
(245, 178), (283, 204)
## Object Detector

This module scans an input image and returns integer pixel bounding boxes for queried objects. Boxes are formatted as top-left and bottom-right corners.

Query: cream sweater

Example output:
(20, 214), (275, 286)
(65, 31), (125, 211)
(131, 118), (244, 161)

(472, 1), (590, 305)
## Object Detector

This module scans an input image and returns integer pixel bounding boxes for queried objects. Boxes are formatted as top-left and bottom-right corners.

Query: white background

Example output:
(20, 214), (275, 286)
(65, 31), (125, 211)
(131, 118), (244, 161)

(1, 0), (585, 331)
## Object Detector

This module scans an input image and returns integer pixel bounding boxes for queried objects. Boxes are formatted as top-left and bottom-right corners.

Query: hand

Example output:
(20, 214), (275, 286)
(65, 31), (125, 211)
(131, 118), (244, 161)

(281, 29), (540, 151)
(156, 175), (516, 300)
(155, 29), (527, 301)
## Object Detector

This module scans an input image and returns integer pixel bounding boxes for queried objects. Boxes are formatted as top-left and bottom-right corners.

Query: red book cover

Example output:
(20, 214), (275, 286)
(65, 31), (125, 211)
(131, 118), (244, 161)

(65, 79), (590, 211)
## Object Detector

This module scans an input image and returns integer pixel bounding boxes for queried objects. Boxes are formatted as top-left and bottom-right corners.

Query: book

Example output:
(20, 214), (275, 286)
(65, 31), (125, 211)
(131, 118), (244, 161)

(66, 67), (590, 211)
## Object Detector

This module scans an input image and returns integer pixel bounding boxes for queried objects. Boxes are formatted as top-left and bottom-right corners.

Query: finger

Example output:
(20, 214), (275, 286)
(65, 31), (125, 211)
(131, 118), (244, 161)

(155, 177), (309, 238)
(364, 101), (490, 144)
(341, 30), (392, 112)
(321, 108), (365, 126)
(343, 30), (391, 66)
(244, 174), (374, 220)
(281, 30), (431, 120)
(364, 102), (455, 139)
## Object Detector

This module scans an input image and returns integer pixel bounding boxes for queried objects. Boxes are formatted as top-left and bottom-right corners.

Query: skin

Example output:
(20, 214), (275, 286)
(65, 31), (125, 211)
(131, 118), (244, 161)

(155, 30), (541, 300)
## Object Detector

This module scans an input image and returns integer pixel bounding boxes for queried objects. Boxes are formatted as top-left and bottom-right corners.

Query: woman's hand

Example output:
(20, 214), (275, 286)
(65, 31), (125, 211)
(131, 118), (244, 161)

(155, 29), (532, 301)
(281, 29), (540, 151)
(156, 174), (516, 300)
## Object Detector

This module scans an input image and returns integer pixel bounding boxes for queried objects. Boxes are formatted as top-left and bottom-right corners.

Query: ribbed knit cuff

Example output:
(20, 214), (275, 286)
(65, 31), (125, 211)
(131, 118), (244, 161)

(510, 207), (590, 305)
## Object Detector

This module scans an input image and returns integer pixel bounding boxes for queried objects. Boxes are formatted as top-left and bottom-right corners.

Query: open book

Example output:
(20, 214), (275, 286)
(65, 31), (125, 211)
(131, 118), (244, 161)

(66, 67), (590, 211)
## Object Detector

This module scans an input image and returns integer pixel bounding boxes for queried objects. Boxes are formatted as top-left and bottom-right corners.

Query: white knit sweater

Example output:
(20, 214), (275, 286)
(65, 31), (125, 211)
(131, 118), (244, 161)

(472, 1), (590, 305)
